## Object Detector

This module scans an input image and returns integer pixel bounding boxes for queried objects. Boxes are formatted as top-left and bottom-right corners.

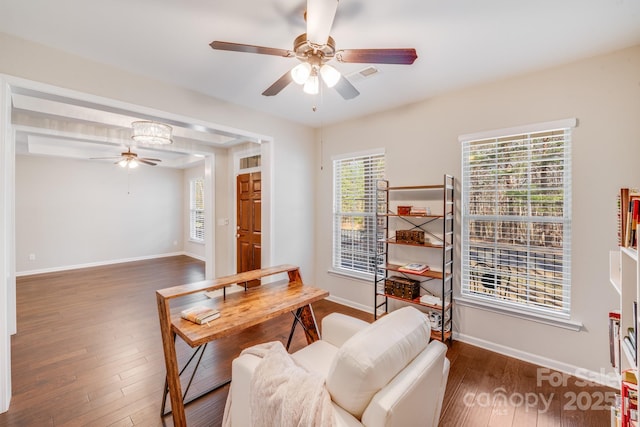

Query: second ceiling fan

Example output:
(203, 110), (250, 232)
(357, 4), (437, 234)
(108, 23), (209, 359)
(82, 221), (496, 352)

(91, 147), (161, 168)
(210, 0), (417, 100)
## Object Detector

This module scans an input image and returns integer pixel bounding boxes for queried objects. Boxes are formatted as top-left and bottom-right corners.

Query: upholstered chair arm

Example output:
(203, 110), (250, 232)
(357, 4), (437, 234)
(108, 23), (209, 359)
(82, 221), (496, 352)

(361, 340), (449, 427)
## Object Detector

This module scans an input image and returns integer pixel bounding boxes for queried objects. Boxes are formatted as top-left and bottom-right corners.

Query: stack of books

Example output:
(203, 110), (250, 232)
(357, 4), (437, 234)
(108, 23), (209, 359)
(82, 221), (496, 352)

(410, 206), (429, 216)
(419, 294), (442, 307)
(181, 305), (221, 325)
(398, 263), (430, 274)
(618, 188), (640, 248)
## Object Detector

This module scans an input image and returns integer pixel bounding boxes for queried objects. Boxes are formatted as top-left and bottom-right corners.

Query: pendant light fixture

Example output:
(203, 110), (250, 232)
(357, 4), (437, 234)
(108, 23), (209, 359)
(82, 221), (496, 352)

(131, 121), (173, 145)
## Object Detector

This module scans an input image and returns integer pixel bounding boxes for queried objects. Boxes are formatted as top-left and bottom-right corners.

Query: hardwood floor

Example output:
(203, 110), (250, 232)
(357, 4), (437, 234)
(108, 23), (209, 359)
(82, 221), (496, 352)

(0, 256), (614, 426)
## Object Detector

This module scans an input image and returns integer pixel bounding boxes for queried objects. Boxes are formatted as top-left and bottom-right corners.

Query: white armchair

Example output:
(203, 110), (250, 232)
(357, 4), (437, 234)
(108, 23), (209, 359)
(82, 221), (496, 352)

(226, 306), (450, 426)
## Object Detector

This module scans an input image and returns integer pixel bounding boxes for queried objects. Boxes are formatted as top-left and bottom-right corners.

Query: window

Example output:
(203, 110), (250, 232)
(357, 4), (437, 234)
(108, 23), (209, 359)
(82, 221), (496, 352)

(190, 177), (205, 242)
(239, 154), (261, 170)
(461, 119), (574, 318)
(332, 150), (385, 276)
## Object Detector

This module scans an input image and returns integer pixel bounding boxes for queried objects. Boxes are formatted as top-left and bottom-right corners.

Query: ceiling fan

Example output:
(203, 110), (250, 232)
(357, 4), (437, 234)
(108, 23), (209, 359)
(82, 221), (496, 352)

(210, 0), (417, 99)
(91, 147), (162, 168)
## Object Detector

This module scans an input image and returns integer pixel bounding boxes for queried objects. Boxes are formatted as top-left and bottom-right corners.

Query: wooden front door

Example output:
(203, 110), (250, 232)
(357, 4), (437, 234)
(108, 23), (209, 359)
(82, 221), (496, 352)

(236, 172), (261, 281)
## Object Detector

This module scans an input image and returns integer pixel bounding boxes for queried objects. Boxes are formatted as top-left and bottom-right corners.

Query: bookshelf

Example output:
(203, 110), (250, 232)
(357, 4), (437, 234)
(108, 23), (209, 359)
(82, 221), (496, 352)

(613, 248), (639, 371)
(373, 175), (455, 343)
(610, 245), (640, 426)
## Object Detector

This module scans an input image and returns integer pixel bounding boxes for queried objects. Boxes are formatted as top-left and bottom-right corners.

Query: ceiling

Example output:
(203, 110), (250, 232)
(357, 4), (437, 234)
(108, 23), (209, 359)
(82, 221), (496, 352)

(1, 0), (639, 166)
(9, 86), (260, 168)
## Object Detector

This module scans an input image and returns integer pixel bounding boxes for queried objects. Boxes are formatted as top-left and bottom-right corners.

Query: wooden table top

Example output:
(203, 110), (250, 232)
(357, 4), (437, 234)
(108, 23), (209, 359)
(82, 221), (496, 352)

(170, 279), (329, 347)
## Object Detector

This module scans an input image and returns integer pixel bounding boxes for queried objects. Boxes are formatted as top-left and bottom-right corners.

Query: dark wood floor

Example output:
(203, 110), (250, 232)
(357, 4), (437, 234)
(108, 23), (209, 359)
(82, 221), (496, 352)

(0, 256), (614, 426)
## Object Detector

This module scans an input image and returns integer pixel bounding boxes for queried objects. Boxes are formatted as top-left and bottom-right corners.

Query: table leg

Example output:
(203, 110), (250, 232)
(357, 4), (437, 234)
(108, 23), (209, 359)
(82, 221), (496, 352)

(157, 296), (187, 427)
(286, 304), (321, 350)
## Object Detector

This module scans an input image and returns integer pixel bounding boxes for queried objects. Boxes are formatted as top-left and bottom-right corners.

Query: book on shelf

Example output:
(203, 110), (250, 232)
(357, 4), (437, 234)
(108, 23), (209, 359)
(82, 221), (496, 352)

(181, 305), (220, 325)
(621, 370), (638, 427)
(623, 301), (639, 365)
(623, 336), (636, 364)
(610, 310), (621, 370)
(633, 199), (640, 248)
(398, 263), (430, 274)
(420, 294), (442, 307)
(618, 188), (640, 247)
(409, 206), (429, 216)
(630, 301), (638, 363)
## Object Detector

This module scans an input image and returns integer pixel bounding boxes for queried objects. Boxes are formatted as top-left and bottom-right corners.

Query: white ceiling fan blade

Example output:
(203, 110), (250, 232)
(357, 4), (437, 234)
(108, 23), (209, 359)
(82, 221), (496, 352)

(306, 0), (339, 45)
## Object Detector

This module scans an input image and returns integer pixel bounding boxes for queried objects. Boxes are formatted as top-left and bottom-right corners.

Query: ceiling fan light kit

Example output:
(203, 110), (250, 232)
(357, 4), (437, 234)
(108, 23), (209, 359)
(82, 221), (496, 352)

(291, 62), (312, 84)
(209, 0), (417, 100)
(119, 158), (138, 169)
(319, 64), (340, 88)
(131, 120), (173, 145)
(303, 71), (320, 95)
(90, 147), (162, 167)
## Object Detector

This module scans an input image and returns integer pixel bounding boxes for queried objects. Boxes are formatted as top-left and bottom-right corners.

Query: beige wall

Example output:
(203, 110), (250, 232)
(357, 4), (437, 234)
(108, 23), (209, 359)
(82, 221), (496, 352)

(15, 155), (185, 273)
(315, 45), (640, 375)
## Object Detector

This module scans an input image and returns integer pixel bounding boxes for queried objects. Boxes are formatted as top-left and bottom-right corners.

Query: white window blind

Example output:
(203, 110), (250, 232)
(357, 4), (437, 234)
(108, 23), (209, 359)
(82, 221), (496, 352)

(190, 177), (205, 242)
(461, 121), (573, 317)
(333, 150), (385, 276)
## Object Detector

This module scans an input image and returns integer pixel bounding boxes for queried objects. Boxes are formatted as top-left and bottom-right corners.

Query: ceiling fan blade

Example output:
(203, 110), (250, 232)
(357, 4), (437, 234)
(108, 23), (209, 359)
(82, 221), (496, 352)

(140, 157), (161, 162)
(210, 41), (294, 58)
(262, 70), (294, 96)
(333, 76), (360, 100)
(306, 0), (339, 45)
(138, 159), (158, 166)
(90, 156), (121, 160)
(336, 48), (418, 65)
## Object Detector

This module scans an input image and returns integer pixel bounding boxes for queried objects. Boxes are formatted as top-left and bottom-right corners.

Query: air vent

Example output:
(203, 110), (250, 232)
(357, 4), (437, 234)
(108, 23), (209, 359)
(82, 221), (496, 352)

(347, 66), (380, 83)
(359, 66), (379, 77)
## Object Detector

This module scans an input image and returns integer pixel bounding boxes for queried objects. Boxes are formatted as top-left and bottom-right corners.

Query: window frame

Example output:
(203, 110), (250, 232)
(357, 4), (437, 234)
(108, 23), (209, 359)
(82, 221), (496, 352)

(189, 176), (205, 243)
(458, 118), (577, 325)
(331, 149), (386, 279)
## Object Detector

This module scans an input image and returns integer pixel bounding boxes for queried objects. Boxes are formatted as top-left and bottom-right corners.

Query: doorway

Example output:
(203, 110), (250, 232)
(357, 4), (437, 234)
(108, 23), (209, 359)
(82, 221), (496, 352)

(236, 172), (261, 281)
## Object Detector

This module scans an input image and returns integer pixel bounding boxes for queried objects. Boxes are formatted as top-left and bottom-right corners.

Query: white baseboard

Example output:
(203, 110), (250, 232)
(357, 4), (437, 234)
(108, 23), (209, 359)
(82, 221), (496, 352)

(454, 331), (619, 389)
(325, 295), (373, 315)
(184, 252), (206, 262)
(15, 252), (192, 277)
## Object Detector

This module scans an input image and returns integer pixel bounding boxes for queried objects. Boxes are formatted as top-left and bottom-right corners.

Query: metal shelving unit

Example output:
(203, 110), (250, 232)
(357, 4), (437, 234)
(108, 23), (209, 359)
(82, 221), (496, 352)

(374, 175), (454, 343)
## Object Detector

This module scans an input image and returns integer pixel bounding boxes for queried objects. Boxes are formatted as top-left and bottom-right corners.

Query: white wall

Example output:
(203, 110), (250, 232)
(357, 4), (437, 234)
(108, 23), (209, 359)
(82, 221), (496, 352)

(315, 45), (640, 376)
(15, 155), (184, 273)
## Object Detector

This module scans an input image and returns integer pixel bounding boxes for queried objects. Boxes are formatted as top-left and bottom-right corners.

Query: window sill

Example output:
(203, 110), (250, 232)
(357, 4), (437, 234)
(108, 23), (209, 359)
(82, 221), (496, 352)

(455, 295), (583, 331)
(188, 239), (204, 245)
(327, 268), (373, 284)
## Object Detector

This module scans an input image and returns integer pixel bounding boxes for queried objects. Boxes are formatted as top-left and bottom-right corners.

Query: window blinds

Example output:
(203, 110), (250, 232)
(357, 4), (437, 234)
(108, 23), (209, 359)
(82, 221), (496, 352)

(461, 125), (572, 316)
(333, 151), (385, 275)
(190, 177), (205, 242)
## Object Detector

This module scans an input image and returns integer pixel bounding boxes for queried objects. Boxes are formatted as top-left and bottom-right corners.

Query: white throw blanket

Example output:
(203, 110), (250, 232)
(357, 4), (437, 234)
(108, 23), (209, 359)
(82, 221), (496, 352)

(222, 341), (335, 427)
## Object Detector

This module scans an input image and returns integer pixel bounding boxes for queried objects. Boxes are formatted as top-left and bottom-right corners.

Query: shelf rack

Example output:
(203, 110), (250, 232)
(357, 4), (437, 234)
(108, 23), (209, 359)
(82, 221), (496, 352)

(373, 175), (454, 343)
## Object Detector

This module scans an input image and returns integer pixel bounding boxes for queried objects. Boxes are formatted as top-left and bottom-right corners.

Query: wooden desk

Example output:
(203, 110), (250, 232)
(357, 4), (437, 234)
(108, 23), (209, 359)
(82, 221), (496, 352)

(156, 265), (329, 427)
